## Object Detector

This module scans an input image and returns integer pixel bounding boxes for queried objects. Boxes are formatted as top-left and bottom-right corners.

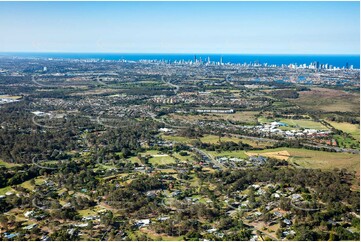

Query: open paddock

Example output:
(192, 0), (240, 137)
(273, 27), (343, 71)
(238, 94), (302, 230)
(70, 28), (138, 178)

(246, 147), (359, 176)
(292, 88), (360, 113)
(328, 121), (360, 140)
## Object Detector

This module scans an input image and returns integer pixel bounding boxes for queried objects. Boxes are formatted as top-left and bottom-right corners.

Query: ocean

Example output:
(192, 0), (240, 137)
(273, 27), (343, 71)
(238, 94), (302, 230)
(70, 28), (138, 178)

(1, 53), (360, 69)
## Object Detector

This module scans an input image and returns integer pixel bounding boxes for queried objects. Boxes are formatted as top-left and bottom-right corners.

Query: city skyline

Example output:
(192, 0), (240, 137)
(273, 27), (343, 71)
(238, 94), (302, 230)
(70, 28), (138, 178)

(0, 1), (359, 54)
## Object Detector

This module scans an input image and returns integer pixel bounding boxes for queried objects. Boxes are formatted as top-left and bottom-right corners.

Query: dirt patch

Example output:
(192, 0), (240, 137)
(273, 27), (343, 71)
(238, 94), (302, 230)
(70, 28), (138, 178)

(246, 150), (291, 160)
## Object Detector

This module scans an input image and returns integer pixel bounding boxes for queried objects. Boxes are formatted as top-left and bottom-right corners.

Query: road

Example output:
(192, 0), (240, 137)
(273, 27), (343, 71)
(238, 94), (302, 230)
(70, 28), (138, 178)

(161, 76), (180, 94)
(189, 145), (226, 170)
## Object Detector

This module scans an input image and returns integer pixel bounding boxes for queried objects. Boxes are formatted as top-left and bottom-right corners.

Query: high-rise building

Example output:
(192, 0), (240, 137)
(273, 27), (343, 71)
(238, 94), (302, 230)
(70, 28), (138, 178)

(220, 56), (223, 65)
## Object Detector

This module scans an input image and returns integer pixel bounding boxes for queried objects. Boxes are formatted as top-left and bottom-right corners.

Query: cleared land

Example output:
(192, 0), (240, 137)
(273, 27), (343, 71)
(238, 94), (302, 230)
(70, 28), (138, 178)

(247, 150), (291, 160)
(163, 134), (246, 145)
(279, 118), (328, 130)
(0, 186), (15, 196)
(328, 121), (360, 140)
(292, 88), (360, 113)
(0, 159), (20, 168)
(167, 111), (259, 124)
(0, 95), (22, 100)
(238, 138), (274, 149)
(128, 150), (177, 166)
(149, 155), (176, 166)
(246, 147), (360, 175)
(163, 134), (274, 150)
(258, 117), (328, 130)
(207, 150), (248, 159)
(199, 135), (242, 144)
(162, 135), (196, 143)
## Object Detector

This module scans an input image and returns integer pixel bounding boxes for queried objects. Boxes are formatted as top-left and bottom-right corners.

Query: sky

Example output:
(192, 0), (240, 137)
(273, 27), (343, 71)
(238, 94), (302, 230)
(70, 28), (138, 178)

(0, 1), (359, 54)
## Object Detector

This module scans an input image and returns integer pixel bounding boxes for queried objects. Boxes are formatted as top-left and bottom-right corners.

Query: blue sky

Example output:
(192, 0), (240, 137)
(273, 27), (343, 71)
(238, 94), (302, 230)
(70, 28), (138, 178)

(0, 1), (359, 54)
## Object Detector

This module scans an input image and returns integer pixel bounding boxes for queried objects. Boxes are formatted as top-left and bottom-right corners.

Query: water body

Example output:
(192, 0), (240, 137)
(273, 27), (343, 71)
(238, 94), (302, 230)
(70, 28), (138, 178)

(1, 52), (359, 68)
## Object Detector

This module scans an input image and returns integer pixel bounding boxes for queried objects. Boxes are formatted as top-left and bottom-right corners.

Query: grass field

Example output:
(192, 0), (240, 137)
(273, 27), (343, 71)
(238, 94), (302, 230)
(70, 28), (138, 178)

(19, 177), (47, 191)
(258, 116), (273, 124)
(162, 135), (196, 143)
(328, 121), (360, 140)
(130, 150), (177, 166)
(167, 111), (259, 124)
(246, 147), (360, 175)
(279, 119), (328, 130)
(258, 117), (328, 130)
(133, 229), (183, 241)
(272, 101), (292, 108)
(172, 152), (197, 162)
(20, 180), (35, 190)
(128, 156), (142, 164)
(0, 95), (22, 100)
(292, 88), (360, 113)
(206, 150), (248, 159)
(201, 135), (274, 148)
(238, 138), (275, 149)
(247, 150), (291, 160)
(149, 155), (176, 166)
(78, 208), (99, 217)
(0, 159), (20, 168)
(0, 186), (15, 195)
(221, 111), (259, 124)
(333, 135), (359, 149)
(199, 135), (242, 144)
(94, 164), (118, 171)
(163, 134), (243, 145)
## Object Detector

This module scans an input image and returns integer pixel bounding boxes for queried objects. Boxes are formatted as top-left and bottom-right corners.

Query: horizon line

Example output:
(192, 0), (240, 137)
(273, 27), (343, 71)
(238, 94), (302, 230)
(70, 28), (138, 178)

(0, 51), (360, 56)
